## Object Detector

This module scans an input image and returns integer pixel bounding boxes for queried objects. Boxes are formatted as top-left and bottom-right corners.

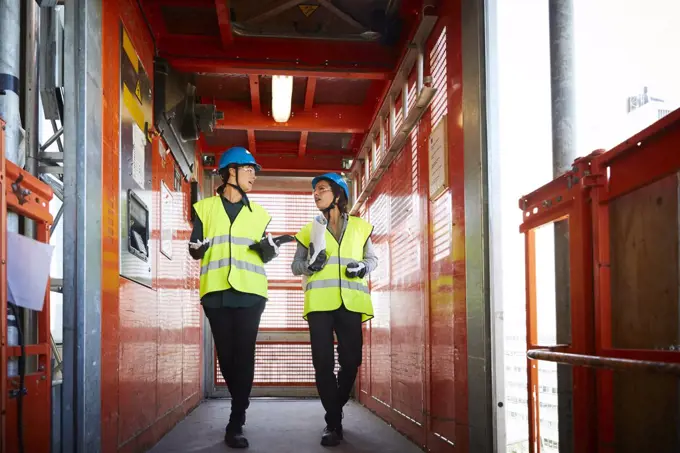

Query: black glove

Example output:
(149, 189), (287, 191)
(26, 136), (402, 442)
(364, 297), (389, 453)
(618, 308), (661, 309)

(188, 238), (210, 260)
(345, 261), (367, 279)
(250, 233), (279, 263)
(307, 243), (327, 273)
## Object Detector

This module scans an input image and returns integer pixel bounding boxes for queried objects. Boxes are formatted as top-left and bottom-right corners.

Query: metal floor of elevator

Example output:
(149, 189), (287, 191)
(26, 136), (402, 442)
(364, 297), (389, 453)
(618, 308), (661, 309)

(146, 398), (423, 453)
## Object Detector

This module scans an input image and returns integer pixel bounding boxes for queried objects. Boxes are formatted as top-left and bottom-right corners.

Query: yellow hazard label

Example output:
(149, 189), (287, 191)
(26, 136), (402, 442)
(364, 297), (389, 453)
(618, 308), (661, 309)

(298, 4), (318, 17)
(135, 79), (143, 102)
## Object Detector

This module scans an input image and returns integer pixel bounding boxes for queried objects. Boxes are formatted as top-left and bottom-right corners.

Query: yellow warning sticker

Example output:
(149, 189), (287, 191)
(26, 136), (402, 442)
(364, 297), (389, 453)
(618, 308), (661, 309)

(135, 79), (142, 102)
(298, 4), (319, 17)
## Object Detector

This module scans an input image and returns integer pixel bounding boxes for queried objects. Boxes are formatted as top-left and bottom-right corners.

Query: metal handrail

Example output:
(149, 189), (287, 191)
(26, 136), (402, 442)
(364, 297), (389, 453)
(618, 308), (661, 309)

(527, 349), (680, 375)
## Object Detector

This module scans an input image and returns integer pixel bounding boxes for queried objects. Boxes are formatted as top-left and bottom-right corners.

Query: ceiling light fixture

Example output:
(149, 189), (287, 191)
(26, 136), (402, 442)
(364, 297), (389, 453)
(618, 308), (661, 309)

(271, 75), (293, 123)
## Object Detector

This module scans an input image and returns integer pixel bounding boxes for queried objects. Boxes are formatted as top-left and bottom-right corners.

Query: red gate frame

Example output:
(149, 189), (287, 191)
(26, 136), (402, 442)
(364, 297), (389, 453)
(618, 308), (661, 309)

(519, 154), (598, 453)
(0, 119), (54, 453)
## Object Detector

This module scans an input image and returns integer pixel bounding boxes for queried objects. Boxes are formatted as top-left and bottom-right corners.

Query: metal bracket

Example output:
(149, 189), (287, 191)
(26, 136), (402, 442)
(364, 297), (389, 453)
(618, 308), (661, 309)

(11, 174), (31, 205)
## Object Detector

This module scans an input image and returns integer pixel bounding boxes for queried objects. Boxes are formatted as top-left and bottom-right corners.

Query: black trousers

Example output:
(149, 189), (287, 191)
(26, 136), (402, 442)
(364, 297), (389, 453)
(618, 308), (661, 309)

(307, 305), (363, 428)
(204, 301), (265, 421)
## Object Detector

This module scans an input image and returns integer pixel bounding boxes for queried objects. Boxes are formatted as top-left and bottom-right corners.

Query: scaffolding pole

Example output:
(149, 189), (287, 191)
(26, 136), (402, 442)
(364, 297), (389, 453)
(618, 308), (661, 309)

(22, 0), (42, 374)
(549, 1), (577, 452)
(0, 0), (22, 234)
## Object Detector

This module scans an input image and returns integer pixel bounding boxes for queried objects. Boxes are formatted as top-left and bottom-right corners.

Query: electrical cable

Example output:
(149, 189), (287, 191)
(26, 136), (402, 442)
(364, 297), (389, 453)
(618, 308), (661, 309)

(8, 303), (25, 453)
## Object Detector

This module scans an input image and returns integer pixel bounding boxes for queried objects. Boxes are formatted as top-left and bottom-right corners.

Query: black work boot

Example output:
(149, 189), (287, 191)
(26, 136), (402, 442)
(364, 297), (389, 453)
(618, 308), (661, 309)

(225, 422), (249, 449)
(321, 426), (342, 447)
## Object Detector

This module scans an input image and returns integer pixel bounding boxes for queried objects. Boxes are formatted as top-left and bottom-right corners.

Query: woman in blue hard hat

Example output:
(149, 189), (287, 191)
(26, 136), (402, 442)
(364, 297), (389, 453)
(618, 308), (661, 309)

(291, 172), (378, 446)
(189, 146), (279, 448)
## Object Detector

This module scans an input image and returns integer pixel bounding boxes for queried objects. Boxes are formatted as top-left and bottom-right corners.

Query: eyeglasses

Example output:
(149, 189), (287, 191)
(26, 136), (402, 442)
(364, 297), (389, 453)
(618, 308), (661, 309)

(239, 166), (256, 174)
(313, 187), (332, 195)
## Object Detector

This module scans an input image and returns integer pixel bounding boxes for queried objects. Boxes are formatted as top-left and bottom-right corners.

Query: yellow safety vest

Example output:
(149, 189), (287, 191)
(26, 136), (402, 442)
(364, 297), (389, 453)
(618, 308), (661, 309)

(295, 216), (374, 322)
(193, 196), (271, 299)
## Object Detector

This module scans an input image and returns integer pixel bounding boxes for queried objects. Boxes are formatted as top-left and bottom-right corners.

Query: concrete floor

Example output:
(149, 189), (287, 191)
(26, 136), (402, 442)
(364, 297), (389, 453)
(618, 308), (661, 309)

(147, 399), (424, 453)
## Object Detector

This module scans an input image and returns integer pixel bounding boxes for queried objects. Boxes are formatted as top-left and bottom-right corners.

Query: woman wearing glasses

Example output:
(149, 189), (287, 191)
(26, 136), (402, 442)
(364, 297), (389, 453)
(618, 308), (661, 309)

(189, 146), (280, 448)
(291, 172), (378, 446)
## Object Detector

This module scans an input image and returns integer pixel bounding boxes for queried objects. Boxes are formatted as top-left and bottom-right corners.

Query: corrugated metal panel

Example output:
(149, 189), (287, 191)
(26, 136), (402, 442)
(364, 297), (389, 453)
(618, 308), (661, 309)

(389, 144), (425, 426)
(369, 175), (392, 406)
(357, 20), (462, 450)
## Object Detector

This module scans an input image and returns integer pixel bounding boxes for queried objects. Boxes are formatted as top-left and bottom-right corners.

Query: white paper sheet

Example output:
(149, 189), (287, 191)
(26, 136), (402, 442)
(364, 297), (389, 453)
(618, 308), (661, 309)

(7, 232), (54, 311)
(132, 123), (147, 189)
(309, 214), (327, 264)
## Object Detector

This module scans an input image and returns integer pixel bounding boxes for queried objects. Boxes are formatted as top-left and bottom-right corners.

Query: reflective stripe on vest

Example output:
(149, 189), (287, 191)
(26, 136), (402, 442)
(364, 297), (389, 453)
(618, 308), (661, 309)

(295, 216), (374, 322)
(193, 196), (271, 299)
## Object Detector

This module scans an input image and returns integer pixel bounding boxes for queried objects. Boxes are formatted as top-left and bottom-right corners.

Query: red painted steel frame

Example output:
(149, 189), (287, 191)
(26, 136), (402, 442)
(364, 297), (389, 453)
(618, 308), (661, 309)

(1, 119), (54, 453)
(161, 36), (396, 80)
(519, 154), (598, 453)
(213, 101), (371, 134)
(588, 108), (680, 453)
(520, 108), (680, 453)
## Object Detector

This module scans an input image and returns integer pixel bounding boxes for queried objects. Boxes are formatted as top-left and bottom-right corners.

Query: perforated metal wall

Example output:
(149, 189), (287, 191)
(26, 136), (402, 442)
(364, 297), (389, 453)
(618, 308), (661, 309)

(215, 343), (339, 386)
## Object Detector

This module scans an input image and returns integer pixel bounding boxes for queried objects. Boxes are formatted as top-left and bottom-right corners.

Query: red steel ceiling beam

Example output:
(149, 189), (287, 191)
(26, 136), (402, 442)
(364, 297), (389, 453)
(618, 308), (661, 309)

(299, 131), (309, 157)
(202, 141), (352, 156)
(160, 36), (396, 79)
(248, 75), (260, 153)
(215, 0), (233, 47)
(213, 100), (371, 133)
(299, 77), (317, 157)
(202, 151), (346, 174)
(249, 75), (261, 113)
(256, 155), (345, 173)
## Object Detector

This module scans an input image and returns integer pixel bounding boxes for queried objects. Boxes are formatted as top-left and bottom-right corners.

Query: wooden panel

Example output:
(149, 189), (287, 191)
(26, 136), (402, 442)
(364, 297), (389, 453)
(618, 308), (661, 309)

(609, 173), (680, 453)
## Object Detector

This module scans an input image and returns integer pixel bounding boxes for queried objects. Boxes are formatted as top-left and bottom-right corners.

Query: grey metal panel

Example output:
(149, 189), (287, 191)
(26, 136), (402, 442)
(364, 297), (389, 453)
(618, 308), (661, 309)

(461, 0), (493, 452)
(483, 0), (507, 450)
(119, 23), (154, 288)
(62, 0), (103, 451)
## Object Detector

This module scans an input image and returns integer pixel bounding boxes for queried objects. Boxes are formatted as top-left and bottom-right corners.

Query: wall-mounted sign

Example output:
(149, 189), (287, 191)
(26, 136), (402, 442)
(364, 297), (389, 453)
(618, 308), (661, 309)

(428, 114), (449, 200)
(160, 180), (173, 260)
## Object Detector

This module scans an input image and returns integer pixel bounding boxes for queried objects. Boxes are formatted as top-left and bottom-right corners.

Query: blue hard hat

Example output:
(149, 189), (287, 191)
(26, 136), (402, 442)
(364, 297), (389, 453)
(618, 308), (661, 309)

(312, 173), (349, 200)
(218, 146), (261, 171)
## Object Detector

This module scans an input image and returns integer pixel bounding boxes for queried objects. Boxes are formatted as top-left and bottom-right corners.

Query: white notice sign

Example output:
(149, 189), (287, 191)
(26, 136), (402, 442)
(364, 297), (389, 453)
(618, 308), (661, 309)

(132, 123), (146, 189)
(428, 115), (448, 199)
(160, 180), (173, 260)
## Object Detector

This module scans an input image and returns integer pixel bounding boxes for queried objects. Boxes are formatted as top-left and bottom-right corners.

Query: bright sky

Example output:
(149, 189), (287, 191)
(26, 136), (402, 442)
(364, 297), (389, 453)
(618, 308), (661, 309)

(574, 0), (680, 151)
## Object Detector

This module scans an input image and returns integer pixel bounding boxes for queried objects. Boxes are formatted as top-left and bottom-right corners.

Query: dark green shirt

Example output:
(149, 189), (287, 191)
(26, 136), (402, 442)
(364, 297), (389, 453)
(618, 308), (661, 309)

(189, 196), (267, 308)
